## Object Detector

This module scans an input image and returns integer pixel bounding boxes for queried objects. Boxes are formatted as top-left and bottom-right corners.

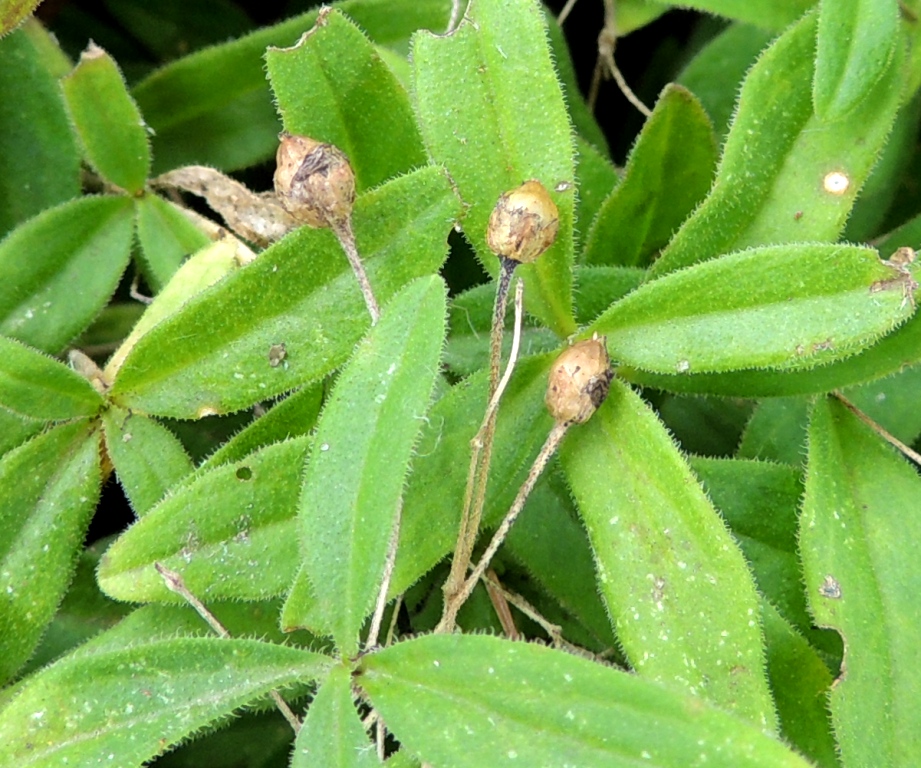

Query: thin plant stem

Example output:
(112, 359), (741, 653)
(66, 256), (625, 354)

(441, 268), (522, 628)
(484, 568), (520, 639)
(557, 0), (579, 25)
(447, 0), (466, 32)
(385, 594), (403, 647)
(366, 502), (402, 650)
(332, 219), (381, 325)
(438, 420), (570, 632)
(154, 562), (302, 734)
(833, 393), (921, 467)
(609, 58), (652, 117)
(590, 0), (652, 118)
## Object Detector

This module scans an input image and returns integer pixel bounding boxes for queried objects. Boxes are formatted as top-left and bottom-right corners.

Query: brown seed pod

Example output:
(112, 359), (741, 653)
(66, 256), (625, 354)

(545, 337), (613, 425)
(486, 180), (559, 264)
(274, 133), (355, 229)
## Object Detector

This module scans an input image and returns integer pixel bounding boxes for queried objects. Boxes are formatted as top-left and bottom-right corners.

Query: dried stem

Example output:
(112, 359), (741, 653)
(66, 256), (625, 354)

(437, 420), (570, 632)
(833, 393), (921, 467)
(385, 594), (403, 647)
(557, 0), (579, 26)
(588, 0), (652, 117)
(441, 268), (522, 630)
(332, 219), (381, 325)
(154, 562), (301, 733)
(484, 568), (520, 639)
(366, 502), (402, 650)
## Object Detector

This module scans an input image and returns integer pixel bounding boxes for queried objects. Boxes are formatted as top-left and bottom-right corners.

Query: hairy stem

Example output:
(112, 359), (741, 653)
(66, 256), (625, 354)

(333, 218), (381, 325)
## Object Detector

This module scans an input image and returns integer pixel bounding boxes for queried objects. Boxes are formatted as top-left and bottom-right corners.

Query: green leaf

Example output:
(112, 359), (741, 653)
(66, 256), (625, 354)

(0, 638), (330, 768)
(110, 166), (459, 418)
(583, 85), (718, 268)
(392, 354), (554, 597)
(0, 408), (44, 457)
(0, 335), (103, 420)
(653, 11), (904, 276)
(292, 665), (375, 768)
(411, 0), (576, 336)
(573, 265), (645, 324)
(97, 436), (309, 602)
(286, 277), (446, 653)
(0, 25), (80, 239)
(0, 195), (134, 354)
(801, 397), (921, 766)
(677, 23), (776, 138)
(589, 243), (917, 375)
(813, 0), (899, 119)
(135, 194), (211, 292)
(0, 0), (42, 35)
(0, 420), (101, 684)
(360, 634), (812, 768)
(266, 8), (426, 192)
(561, 380), (777, 729)
(662, 0), (815, 29)
(573, 138), (619, 252)
(61, 43), (151, 194)
(132, 0), (451, 173)
(737, 399), (811, 464)
(103, 406), (194, 515)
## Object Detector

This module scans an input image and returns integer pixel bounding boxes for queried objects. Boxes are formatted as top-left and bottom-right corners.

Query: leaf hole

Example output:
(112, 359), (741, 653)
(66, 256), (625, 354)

(236, 466), (253, 481)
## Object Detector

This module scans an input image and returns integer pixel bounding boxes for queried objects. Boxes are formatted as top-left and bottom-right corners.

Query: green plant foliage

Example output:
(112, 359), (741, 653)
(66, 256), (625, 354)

(590, 243), (917, 375)
(801, 398), (921, 766)
(411, 0), (576, 336)
(0, 336), (103, 420)
(583, 85), (718, 268)
(291, 665), (375, 767)
(0, 638), (331, 767)
(359, 633), (812, 768)
(266, 8), (426, 192)
(0, 24), (80, 239)
(0, 195), (134, 353)
(134, 194), (212, 292)
(98, 436), (308, 602)
(666, 0), (816, 29)
(0, 421), (101, 684)
(0, 0), (42, 35)
(0, 408), (44, 458)
(561, 380), (777, 729)
(109, 166), (459, 417)
(61, 43), (150, 194)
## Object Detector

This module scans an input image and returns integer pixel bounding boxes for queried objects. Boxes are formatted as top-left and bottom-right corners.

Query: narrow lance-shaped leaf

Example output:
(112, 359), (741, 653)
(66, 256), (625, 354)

(653, 11), (904, 276)
(583, 85), (718, 268)
(110, 166), (459, 418)
(0, 638), (331, 768)
(98, 437), (309, 603)
(0, 421), (101, 684)
(360, 634), (811, 768)
(0, 25), (80, 239)
(102, 406), (194, 516)
(589, 243), (918, 375)
(813, 0), (899, 120)
(411, 0), (576, 336)
(0, 195), (134, 354)
(266, 8), (426, 192)
(657, 0), (815, 29)
(61, 43), (150, 194)
(134, 194), (211, 292)
(561, 380), (777, 730)
(0, 335), (103, 421)
(292, 665), (375, 768)
(286, 277), (446, 654)
(800, 397), (921, 766)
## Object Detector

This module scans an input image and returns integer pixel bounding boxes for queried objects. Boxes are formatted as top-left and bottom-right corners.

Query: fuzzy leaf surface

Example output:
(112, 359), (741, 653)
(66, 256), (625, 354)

(0, 26), (80, 238)
(266, 8), (426, 192)
(132, 0), (451, 173)
(584, 85), (717, 268)
(0, 335), (103, 420)
(662, 0), (814, 29)
(134, 194), (211, 292)
(110, 166), (458, 418)
(589, 243), (917, 375)
(98, 436), (308, 602)
(0, 638), (330, 768)
(288, 277), (446, 653)
(411, 0), (576, 336)
(360, 634), (810, 768)
(813, 0), (899, 120)
(292, 665), (375, 768)
(800, 398), (921, 766)
(102, 406), (194, 515)
(561, 380), (776, 729)
(0, 195), (134, 353)
(0, 421), (100, 683)
(653, 12), (903, 276)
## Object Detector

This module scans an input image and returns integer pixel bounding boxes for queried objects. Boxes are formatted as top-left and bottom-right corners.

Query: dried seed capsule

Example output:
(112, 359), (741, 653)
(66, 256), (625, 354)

(486, 180), (559, 264)
(274, 133), (355, 229)
(545, 338), (613, 425)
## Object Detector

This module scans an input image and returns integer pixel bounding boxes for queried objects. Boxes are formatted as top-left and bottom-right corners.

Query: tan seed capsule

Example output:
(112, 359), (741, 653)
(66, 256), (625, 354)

(274, 133), (355, 229)
(486, 180), (559, 264)
(545, 338), (613, 425)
